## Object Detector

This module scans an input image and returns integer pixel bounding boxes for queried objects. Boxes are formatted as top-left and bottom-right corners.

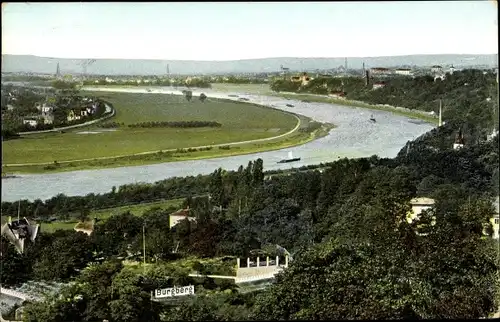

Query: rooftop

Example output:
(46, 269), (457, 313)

(170, 208), (191, 217)
(410, 197), (435, 205)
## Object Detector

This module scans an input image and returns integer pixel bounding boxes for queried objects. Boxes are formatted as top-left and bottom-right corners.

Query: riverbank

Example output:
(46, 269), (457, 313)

(268, 92), (438, 125)
(209, 84), (439, 125)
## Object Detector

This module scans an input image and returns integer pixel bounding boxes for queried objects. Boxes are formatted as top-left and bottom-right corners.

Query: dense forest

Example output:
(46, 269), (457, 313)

(1, 68), (499, 321)
(3, 131), (498, 320)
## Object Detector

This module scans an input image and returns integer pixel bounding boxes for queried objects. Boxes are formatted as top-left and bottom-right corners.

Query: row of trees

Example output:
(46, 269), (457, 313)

(213, 76), (267, 84)
(82, 78), (212, 88)
(128, 121), (222, 128)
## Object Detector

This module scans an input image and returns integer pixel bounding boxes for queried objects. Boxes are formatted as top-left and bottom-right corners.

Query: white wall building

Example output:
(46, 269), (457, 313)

(169, 208), (196, 229)
(23, 119), (38, 127)
(395, 68), (412, 76)
(408, 197), (435, 223)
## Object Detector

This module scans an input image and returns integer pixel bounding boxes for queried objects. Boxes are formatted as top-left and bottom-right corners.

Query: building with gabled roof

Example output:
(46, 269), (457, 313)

(169, 207), (196, 229)
(1, 217), (40, 254)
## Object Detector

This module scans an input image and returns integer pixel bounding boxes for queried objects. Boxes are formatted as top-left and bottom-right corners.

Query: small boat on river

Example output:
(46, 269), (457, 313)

(277, 151), (301, 164)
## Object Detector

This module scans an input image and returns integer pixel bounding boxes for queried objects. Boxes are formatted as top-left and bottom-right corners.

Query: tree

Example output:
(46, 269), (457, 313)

(77, 260), (124, 321)
(33, 231), (95, 281)
(184, 90), (193, 101)
(0, 237), (32, 286)
(160, 292), (252, 321)
(78, 206), (90, 222)
(108, 269), (158, 322)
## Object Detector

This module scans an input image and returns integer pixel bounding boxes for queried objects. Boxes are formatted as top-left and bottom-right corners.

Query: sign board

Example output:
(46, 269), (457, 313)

(154, 285), (195, 299)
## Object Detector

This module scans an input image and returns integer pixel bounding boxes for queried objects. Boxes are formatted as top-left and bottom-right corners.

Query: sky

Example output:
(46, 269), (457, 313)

(1, 1), (498, 61)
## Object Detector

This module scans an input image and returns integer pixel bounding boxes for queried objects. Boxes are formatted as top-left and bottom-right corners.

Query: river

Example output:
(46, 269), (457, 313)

(1, 87), (434, 202)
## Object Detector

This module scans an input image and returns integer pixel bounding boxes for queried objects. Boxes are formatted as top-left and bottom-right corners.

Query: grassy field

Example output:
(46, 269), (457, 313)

(40, 198), (185, 233)
(2, 91), (311, 172)
(3, 90), (334, 174)
(3, 114), (333, 174)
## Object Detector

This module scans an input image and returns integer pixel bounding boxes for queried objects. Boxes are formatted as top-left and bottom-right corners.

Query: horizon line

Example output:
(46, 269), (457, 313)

(2, 53), (498, 62)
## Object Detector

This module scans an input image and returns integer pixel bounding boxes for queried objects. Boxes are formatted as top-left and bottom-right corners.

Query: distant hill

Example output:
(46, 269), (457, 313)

(1, 54), (498, 76)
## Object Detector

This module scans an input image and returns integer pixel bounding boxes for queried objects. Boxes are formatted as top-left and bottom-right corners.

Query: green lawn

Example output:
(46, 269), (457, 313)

(40, 198), (185, 233)
(3, 115), (332, 174)
(3, 91), (298, 164)
(90, 198), (184, 219)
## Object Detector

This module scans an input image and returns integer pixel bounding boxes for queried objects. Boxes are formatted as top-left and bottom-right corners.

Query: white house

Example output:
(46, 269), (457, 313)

(434, 74), (446, 82)
(491, 196), (499, 239)
(169, 208), (196, 229)
(23, 118), (38, 127)
(42, 114), (54, 124)
(453, 128), (465, 150)
(41, 105), (54, 114)
(290, 73), (313, 86)
(407, 197), (435, 223)
(431, 65), (443, 73)
(372, 82), (386, 90)
(370, 67), (392, 77)
(394, 68), (412, 76)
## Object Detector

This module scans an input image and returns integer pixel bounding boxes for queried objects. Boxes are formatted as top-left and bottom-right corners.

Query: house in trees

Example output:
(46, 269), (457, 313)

(42, 114), (54, 125)
(1, 217), (40, 254)
(74, 221), (94, 236)
(169, 208), (196, 229)
(453, 127), (465, 150)
(290, 72), (312, 86)
(491, 196), (499, 239)
(370, 67), (392, 77)
(23, 117), (39, 127)
(407, 197), (435, 224)
(394, 68), (412, 76)
(372, 81), (386, 90)
(67, 109), (81, 122)
(407, 196), (499, 240)
(431, 65), (443, 73)
(35, 102), (54, 114)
